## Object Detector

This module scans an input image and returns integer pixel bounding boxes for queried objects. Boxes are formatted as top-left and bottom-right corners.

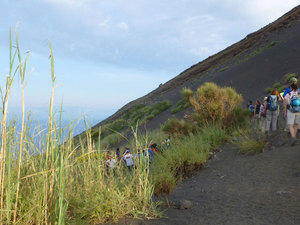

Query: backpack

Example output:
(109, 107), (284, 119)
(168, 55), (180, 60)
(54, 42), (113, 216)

(289, 92), (300, 113)
(267, 95), (278, 111)
(249, 105), (255, 113)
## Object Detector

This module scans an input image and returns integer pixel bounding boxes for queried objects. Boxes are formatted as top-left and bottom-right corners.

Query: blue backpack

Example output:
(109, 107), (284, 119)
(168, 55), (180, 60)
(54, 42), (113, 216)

(249, 105), (255, 113)
(290, 92), (300, 113)
(268, 95), (278, 111)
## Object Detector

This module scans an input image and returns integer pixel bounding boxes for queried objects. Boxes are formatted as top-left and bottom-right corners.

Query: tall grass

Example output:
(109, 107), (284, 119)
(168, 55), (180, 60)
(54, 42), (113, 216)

(0, 31), (158, 224)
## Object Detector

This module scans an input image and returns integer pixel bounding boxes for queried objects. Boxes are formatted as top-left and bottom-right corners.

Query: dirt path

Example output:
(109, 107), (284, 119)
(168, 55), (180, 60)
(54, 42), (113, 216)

(119, 141), (300, 225)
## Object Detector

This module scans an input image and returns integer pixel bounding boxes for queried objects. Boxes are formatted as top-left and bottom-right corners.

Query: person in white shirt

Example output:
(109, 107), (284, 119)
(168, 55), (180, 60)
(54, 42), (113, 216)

(123, 149), (134, 171)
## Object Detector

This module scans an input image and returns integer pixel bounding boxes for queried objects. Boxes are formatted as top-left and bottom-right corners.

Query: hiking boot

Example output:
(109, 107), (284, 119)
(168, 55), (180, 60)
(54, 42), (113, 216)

(290, 137), (297, 146)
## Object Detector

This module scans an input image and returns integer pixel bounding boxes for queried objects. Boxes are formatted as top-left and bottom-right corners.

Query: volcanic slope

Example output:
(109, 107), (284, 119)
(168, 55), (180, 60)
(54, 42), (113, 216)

(92, 5), (300, 134)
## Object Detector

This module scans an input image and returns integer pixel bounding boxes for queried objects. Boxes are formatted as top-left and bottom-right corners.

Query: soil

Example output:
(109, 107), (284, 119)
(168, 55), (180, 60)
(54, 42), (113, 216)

(117, 139), (300, 225)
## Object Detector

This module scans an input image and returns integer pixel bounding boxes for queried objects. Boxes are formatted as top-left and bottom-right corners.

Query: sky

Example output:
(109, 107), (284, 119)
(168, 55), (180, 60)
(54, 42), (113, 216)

(0, 0), (299, 125)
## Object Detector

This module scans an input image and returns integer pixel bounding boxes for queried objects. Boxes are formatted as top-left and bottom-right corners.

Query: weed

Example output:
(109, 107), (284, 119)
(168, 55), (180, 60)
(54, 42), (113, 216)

(265, 87), (272, 94)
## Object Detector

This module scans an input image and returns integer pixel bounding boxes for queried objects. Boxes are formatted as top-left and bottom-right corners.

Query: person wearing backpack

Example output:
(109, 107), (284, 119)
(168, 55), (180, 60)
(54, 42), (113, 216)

(284, 83), (300, 145)
(264, 89), (281, 135)
(283, 77), (299, 98)
(247, 100), (255, 115)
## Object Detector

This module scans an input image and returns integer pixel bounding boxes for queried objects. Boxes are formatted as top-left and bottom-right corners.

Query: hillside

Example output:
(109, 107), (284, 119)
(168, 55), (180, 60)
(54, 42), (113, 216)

(89, 5), (300, 142)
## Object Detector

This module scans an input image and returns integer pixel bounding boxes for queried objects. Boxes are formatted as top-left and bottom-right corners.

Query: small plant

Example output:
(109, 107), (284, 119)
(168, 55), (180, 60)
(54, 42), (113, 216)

(272, 82), (281, 89)
(234, 130), (266, 155)
(265, 87), (272, 94)
(219, 66), (229, 72)
(171, 98), (189, 114)
(267, 41), (277, 48)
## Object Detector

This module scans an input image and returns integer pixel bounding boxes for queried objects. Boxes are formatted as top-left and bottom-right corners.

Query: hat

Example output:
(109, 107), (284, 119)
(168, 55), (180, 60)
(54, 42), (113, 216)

(290, 77), (297, 83)
(264, 97), (268, 101)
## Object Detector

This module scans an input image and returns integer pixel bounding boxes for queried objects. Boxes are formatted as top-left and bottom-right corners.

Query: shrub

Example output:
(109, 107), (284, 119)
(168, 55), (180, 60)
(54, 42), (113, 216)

(187, 82), (243, 127)
(171, 98), (190, 114)
(272, 82), (281, 89)
(161, 118), (197, 137)
(223, 107), (250, 130)
(265, 87), (272, 94)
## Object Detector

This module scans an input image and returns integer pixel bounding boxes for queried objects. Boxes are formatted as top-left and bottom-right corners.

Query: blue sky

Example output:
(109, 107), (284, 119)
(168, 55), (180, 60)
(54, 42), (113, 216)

(0, 0), (299, 124)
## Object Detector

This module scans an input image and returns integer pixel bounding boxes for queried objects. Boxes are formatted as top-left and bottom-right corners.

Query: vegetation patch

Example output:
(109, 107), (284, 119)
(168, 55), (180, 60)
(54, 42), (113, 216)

(234, 130), (266, 155)
(171, 98), (190, 114)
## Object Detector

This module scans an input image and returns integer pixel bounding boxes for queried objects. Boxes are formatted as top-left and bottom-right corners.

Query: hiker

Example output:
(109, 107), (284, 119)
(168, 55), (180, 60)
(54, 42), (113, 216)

(283, 77), (299, 98)
(258, 98), (267, 133)
(254, 100), (261, 119)
(150, 143), (159, 154)
(166, 136), (171, 148)
(247, 100), (255, 116)
(123, 149), (134, 171)
(283, 83), (300, 145)
(115, 148), (120, 160)
(106, 154), (117, 171)
(143, 147), (154, 166)
(264, 89), (281, 135)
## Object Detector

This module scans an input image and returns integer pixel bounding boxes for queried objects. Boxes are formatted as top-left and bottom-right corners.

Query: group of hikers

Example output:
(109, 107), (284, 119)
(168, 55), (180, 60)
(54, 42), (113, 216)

(248, 77), (300, 145)
(105, 137), (171, 171)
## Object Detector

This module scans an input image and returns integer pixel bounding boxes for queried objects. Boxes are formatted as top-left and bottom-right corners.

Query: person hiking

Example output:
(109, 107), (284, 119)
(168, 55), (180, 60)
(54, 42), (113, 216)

(283, 83), (300, 145)
(106, 154), (117, 175)
(123, 149), (134, 171)
(115, 148), (120, 160)
(254, 100), (261, 119)
(264, 89), (281, 135)
(247, 100), (255, 115)
(166, 136), (171, 148)
(283, 77), (299, 98)
(258, 97), (267, 133)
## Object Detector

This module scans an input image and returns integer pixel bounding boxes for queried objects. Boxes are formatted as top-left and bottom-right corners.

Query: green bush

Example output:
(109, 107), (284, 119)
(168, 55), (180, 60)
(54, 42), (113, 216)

(223, 107), (250, 130)
(161, 118), (197, 137)
(171, 98), (190, 114)
(188, 82), (243, 127)
(272, 82), (281, 89)
(265, 87), (272, 94)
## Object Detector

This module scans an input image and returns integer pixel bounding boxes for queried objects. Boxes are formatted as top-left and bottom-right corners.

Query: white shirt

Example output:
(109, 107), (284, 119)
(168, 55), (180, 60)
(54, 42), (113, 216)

(107, 158), (116, 168)
(123, 153), (134, 166)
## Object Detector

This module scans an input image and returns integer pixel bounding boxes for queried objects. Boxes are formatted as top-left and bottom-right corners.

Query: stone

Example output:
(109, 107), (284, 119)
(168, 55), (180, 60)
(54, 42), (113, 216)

(177, 199), (193, 210)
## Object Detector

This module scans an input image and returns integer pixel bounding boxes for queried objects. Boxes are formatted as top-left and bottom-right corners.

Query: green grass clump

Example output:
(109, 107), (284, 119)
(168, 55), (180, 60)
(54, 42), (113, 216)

(265, 87), (272, 94)
(219, 66), (229, 72)
(234, 130), (266, 155)
(152, 125), (228, 196)
(171, 98), (190, 114)
(267, 41), (277, 48)
(272, 82), (281, 89)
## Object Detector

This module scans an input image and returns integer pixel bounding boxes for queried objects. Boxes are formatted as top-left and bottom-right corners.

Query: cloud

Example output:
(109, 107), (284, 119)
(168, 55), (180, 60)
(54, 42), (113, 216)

(117, 22), (129, 30)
